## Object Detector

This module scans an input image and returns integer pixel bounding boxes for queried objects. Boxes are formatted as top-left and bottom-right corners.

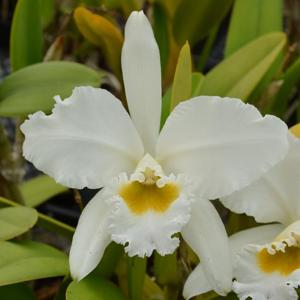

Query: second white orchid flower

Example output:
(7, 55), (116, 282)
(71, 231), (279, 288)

(220, 127), (300, 299)
(21, 11), (289, 296)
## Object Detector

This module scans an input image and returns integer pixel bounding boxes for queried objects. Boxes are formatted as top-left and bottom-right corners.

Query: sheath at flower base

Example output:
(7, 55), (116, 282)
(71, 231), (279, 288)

(211, 128), (300, 300)
(21, 11), (289, 296)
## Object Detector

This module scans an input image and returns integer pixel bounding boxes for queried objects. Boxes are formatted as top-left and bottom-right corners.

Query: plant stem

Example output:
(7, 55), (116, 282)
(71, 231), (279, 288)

(127, 256), (147, 300)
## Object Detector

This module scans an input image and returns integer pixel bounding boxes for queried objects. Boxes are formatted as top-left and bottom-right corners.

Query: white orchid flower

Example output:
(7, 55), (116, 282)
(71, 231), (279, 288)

(219, 128), (300, 299)
(21, 11), (289, 295)
(230, 224), (300, 300)
(183, 224), (286, 299)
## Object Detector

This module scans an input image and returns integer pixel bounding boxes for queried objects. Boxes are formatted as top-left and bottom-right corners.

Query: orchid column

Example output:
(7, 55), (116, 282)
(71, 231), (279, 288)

(21, 11), (289, 296)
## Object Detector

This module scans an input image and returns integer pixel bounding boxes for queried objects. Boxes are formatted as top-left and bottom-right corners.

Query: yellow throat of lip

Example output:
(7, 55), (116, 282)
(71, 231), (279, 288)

(119, 181), (180, 215)
(257, 221), (300, 276)
(118, 155), (180, 215)
(257, 246), (300, 276)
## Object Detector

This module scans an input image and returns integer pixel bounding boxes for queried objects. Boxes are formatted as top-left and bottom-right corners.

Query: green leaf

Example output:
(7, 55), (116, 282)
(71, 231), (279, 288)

(199, 32), (286, 100)
(93, 243), (123, 278)
(0, 61), (103, 116)
(0, 197), (75, 240)
(21, 175), (68, 208)
(0, 240), (68, 286)
(153, 3), (169, 76)
(37, 213), (75, 240)
(191, 72), (205, 97)
(160, 72), (203, 129)
(0, 207), (38, 240)
(0, 283), (36, 300)
(66, 274), (126, 300)
(271, 57), (300, 117)
(173, 0), (233, 46)
(39, 0), (55, 29)
(248, 50), (284, 103)
(127, 257), (146, 300)
(10, 0), (43, 71)
(74, 7), (123, 79)
(225, 0), (283, 57)
(171, 42), (192, 109)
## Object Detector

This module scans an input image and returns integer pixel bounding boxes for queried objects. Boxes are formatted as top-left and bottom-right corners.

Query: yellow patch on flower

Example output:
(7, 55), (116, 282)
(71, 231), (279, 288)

(289, 123), (300, 138)
(119, 181), (180, 215)
(257, 246), (300, 275)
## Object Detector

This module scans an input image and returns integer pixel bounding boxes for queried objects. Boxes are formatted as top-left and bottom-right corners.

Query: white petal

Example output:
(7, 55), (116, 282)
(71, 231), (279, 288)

(156, 96), (289, 199)
(69, 190), (111, 280)
(222, 136), (300, 225)
(122, 11), (162, 155)
(106, 173), (192, 257)
(183, 265), (213, 299)
(229, 224), (283, 259)
(234, 274), (300, 300)
(21, 86), (144, 189)
(181, 198), (232, 296)
(233, 246), (300, 300)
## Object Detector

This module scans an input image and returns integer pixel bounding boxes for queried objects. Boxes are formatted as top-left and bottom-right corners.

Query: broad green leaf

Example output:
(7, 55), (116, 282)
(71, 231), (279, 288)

(0, 197), (75, 240)
(0, 283), (36, 300)
(271, 57), (300, 116)
(74, 7), (123, 78)
(127, 257), (146, 300)
(199, 32), (286, 100)
(93, 243), (123, 278)
(191, 72), (205, 97)
(0, 240), (68, 285)
(290, 123), (300, 138)
(225, 0), (283, 57)
(173, 0), (233, 46)
(66, 274), (126, 300)
(39, 0), (55, 29)
(153, 2), (169, 76)
(0, 61), (103, 116)
(10, 0), (43, 71)
(21, 175), (68, 208)
(0, 207), (38, 240)
(171, 42), (192, 109)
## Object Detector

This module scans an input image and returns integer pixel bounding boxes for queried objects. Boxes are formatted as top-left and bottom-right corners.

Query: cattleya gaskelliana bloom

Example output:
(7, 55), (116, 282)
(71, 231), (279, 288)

(21, 11), (290, 296)
(216, 127), (300, 300)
